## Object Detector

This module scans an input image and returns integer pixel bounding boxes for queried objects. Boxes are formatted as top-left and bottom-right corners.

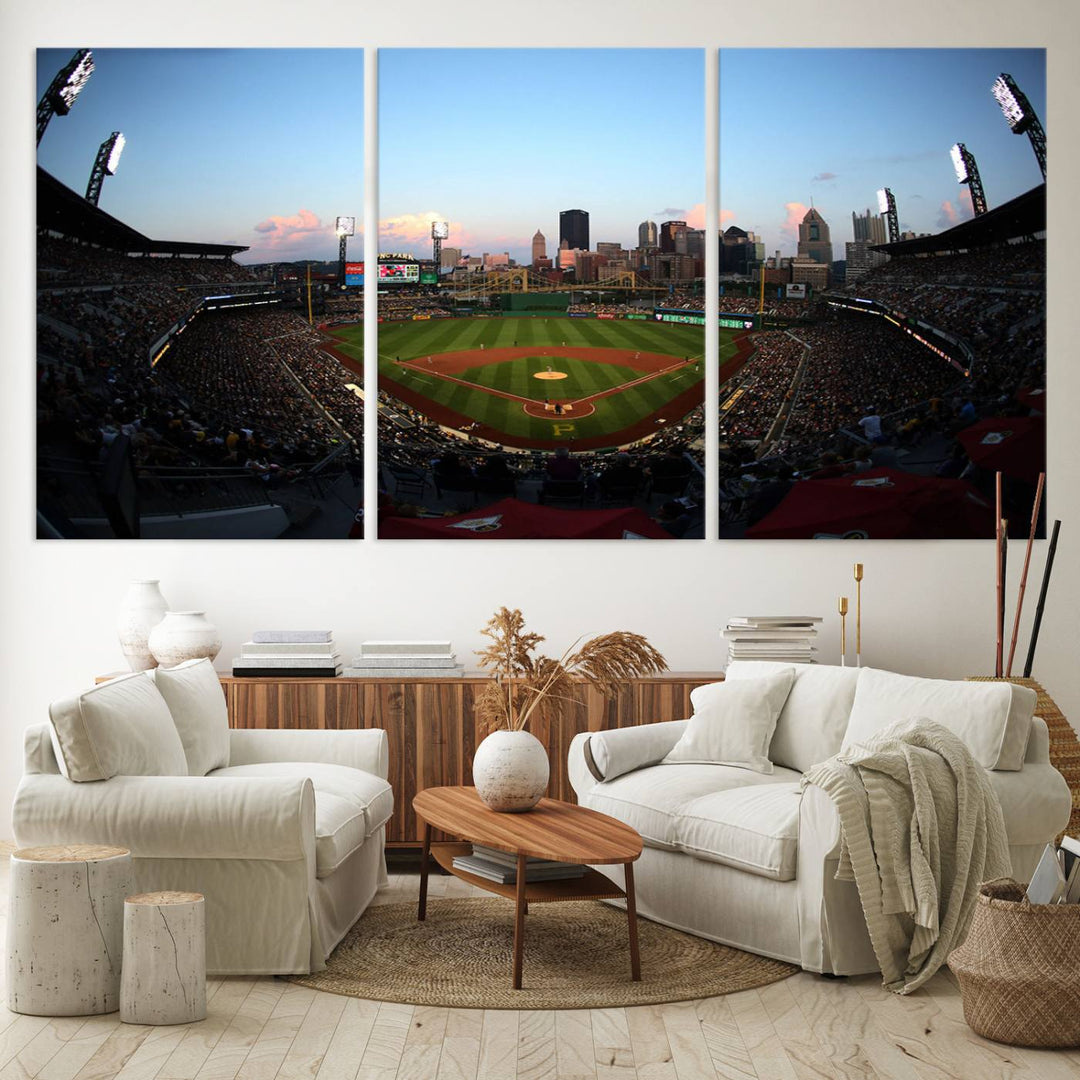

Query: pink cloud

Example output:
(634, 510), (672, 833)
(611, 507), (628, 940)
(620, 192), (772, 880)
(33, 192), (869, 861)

(379, 211), (477, 254)
(253, 208), (327, 240)
(684, 203), (706, 229)
(720, 208), (735, 226)
(937, 190), (975, 230)
(780, 201), (809, 239)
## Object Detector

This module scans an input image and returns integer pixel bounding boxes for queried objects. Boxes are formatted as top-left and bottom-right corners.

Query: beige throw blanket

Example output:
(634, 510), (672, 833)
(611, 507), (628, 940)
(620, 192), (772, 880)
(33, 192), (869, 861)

(802, 718), (1011, 994)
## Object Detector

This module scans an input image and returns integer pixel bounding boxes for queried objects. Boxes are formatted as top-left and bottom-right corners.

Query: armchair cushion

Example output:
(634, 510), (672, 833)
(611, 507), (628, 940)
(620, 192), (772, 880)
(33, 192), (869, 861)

(211, 762), (394, 839)
(842, 668), (1036, 770)
(663, 670), (794, 774)
(584, 720), (688, 783)
(150, 659), (230, 775)
(48, 671), (187, 782)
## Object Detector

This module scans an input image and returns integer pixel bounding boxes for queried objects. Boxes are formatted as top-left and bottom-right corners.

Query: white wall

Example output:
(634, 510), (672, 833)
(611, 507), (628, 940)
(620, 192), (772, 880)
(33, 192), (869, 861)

(3, 1), (1078, 834)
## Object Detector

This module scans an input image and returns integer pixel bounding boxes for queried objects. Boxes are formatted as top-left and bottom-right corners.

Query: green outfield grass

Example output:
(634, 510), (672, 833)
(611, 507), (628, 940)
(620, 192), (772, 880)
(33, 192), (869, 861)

(333, 316), (705, 446)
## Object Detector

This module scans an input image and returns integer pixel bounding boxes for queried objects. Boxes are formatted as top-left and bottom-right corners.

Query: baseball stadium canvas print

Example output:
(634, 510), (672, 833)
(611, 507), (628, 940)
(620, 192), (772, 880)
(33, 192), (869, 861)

(716, 49), (1046, 540)
(374, 49), (705, 539)
(37, 49), (364, 539)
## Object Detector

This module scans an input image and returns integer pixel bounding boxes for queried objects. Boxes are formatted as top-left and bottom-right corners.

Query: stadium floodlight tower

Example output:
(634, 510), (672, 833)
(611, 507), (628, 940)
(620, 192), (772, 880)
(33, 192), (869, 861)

(37, 49), (94, 146)
(876, 187), (900, 244)
(992, 73), (1046, 181)
(950, 142), (988, 217)
(335, 216), (355, 287)
(84, 131), (125, 208)
(431, 220), (449, 277)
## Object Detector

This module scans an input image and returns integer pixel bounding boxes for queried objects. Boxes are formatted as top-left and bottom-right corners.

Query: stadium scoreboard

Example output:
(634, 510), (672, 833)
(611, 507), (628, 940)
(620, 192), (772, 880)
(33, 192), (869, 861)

(345, 261), (364, 286)
(379, 263), (420, 284)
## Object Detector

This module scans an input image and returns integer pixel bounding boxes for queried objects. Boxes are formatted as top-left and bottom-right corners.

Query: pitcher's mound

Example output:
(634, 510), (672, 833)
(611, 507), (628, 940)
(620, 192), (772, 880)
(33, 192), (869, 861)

(534, 371), (568, 381)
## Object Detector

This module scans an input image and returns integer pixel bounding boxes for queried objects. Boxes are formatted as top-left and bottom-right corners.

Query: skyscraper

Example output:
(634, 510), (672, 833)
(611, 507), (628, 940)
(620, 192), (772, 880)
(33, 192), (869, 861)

(531, 229), (546, 265)
(852, 208), (887, 246)
(660, 220), (687, 253)
(638, 220), (657, 248)
(559, 209), (589, 252)
(797, 207), (833, 265)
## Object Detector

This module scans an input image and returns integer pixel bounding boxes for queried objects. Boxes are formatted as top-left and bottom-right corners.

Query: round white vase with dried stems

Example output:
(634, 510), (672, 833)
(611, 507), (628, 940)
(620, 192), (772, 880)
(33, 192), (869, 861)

(116, 579), (169, 671)
(471, 606), (667, 813)
(472, 729), (550, 812)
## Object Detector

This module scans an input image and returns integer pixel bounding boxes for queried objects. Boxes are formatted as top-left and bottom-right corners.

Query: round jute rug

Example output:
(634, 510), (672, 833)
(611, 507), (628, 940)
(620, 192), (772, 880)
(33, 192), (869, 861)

(287, 898), (797, 1009)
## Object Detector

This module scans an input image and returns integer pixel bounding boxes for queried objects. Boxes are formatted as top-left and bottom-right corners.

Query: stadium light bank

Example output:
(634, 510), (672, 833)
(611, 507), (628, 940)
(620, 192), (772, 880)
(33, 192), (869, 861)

(85, 131), (125, 208)
(37, 49), (94, 146)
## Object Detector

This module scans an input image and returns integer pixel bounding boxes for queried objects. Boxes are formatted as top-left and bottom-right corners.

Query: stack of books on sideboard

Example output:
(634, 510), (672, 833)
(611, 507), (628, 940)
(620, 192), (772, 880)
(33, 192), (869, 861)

(344, 641), (465, 678)
(232, 631), (341, 677)
(723, 616), (822, 665)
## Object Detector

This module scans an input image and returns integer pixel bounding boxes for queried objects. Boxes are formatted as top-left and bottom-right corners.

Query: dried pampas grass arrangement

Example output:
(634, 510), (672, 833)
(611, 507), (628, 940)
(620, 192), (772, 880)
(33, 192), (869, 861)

(475, 606), (667, 734)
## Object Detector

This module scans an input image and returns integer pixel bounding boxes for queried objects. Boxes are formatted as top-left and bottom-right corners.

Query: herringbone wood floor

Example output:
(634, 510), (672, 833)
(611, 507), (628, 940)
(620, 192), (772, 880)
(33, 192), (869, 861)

(1, 852), (1078, 1080)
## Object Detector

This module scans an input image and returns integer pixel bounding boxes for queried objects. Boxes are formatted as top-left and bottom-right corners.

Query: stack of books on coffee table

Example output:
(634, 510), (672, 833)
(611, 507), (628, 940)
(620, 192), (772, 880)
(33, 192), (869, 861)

(344, 640), (464, 678)
(452, 844), (587, 884)
(723, 616), (822, 665)
(232, 631), (341, 677)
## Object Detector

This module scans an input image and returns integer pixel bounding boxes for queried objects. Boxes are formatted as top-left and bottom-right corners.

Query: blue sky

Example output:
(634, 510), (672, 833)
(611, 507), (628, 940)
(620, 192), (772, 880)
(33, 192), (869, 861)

(720, 49), (1046, 257)
(36, 49), (363, 263)
(379, 49), (704, 263)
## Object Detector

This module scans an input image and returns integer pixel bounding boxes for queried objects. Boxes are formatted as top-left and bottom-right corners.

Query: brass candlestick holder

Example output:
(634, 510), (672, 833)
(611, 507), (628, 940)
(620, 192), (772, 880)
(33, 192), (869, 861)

(838, 596), (849, 666)
(853, 563), (864, 667)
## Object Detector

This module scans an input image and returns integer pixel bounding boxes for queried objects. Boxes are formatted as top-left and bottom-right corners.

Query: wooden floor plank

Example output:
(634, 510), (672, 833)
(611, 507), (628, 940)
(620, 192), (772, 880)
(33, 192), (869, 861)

(788, 976), (878, 1080)
(755, 981), (837, 1080)
(316, 998), (379, 1080)
(727, 989), (799, 1080)
(353, 1002), (412, 1080)
(194, 981), (284, 1080)
(589, 1009), (634, 1080)
(0, 1017), (85, 1080)
(436, 1010), (483, 1080)
(35, 1017), (122, 1080)
(517, 1010), (557, 1080)
(475, 1010), (518, 1080)
(233, 985), (316, 1080)
(660, 1001), (720, 1080)
(158, 980), (256, 1080)
(394, 1006), (449, 1080)
(112, 1028), (191, 1080)
(692, 997), (757, 1080)
(624, 1005), (676, 1080)
(274, 991), (346, 1080)
(554, 1011), (595, 1080)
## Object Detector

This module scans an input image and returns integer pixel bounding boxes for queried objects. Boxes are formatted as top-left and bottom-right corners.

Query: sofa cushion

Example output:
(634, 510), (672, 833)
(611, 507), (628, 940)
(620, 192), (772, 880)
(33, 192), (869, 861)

(663, 671), (794, 774)
(583, 762), (802, 852)
(49, 672), (188, 782)
(677, 783), (802, 881)
(725, 661), (859, 773)
(586, 719), (688, 782)
(843, 668), (1036, 771)
(150, 659), (230, 776)
(210, 762), (394, 839)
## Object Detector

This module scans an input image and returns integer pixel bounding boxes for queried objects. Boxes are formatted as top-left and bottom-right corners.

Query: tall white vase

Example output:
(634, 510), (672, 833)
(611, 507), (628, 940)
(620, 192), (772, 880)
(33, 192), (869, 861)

(116, 580), (169, 671)
(148, 611), (222, 669)
(472, 729), (550, 812)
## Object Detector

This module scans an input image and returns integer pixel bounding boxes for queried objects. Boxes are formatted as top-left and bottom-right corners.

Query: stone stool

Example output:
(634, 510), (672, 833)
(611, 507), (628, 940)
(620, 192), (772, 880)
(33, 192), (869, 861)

(120, 891), (207, 1025)
(7, 844), (132, 1015)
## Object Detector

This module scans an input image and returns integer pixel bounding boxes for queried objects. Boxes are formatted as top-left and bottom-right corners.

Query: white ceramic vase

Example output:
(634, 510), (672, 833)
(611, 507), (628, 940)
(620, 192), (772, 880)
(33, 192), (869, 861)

(148, 611), (222, 669)
(116, 580), (169, 672)
(472, 729), (550, 812)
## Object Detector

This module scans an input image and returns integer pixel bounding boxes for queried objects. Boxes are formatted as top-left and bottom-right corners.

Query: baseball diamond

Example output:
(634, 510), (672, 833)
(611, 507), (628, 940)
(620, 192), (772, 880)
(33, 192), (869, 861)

(329, 316), (748, 451)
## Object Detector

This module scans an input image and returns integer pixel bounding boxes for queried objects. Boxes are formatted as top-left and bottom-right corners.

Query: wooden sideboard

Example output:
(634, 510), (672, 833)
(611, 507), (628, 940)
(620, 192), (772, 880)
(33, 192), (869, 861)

(220, 672), (722, 848)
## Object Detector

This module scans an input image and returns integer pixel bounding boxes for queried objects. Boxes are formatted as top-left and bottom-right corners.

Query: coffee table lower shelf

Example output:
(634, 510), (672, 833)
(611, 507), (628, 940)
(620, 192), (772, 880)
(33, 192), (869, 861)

(430, 842), (627, 903)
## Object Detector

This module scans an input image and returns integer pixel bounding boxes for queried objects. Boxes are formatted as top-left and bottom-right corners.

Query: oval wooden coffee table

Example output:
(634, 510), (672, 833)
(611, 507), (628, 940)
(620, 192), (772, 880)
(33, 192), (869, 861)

(413, 786), (643, 990)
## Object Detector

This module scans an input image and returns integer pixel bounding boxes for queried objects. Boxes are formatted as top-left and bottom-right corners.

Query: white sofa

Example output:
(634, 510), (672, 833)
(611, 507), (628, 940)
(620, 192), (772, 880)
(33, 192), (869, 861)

(12, 661), (392, 976)
(568, 663), (1072, 976)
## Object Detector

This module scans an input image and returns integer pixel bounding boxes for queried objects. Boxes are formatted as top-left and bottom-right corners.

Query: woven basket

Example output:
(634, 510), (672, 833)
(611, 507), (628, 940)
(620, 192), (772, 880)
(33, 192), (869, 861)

(949, 879), (1080, 1047)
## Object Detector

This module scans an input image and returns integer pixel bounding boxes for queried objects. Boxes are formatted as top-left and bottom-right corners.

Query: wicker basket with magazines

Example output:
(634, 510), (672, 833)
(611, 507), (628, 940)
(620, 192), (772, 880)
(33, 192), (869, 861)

(949, 878), (1080, 1048)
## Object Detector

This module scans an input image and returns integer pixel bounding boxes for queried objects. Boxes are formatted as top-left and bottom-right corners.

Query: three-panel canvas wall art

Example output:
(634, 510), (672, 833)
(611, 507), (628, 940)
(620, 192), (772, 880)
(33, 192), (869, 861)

(36, 48), (1046, 541)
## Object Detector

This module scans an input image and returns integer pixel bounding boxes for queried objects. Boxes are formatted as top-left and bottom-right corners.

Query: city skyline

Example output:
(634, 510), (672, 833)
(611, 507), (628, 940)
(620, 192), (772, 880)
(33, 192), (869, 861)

(36, 49), (364, 264)
(720, 48), (1046, 258)
(379, 49), (704, 263)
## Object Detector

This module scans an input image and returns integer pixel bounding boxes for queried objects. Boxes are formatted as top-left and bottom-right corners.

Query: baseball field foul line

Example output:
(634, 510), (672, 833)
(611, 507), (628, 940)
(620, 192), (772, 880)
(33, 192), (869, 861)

(395, 356), (699, 412)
